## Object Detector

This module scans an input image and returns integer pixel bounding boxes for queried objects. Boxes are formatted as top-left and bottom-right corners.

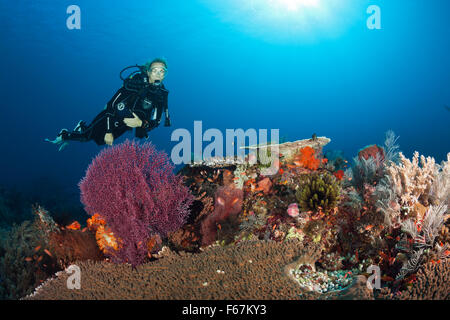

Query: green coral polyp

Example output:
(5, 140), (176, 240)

(296, 172), (341, 214)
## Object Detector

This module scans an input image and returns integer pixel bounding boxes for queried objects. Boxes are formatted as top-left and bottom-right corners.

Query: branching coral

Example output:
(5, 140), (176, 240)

(387, 151), (436, 208)
(79, 140), (194, 266)
(372, 151), (450, 281)
(375, 151), (449, 230)
(296, 172), (341, 214)
(430, 153), (450, 207)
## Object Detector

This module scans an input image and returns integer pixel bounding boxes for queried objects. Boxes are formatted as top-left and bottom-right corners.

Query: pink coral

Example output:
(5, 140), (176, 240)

(79, 140), (193, 266)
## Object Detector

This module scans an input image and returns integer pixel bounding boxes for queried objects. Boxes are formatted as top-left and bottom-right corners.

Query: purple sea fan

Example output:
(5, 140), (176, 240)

(79, 140), (193, 266)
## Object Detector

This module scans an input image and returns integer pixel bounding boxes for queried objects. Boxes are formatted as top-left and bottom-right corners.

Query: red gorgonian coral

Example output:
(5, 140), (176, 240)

(79, 140), (194, 266)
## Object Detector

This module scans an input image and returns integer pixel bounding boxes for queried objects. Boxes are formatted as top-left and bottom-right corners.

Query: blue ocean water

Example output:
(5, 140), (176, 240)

(0, 0), (449, 208)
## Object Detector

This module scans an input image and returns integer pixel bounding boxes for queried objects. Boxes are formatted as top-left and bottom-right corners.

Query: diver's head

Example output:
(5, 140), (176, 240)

(146, 58), (168, 84)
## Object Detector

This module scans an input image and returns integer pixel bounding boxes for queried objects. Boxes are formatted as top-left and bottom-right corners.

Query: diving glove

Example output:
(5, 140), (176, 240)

(45, 129), (69, 151)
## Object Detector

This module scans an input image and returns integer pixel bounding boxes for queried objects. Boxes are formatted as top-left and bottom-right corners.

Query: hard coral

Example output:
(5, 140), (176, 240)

(387, 151), (436, 208)
(376, 260), (450, 300)
(79, 140), (194, 267)
(26, 240), (322, 300)
(296, 172), (341, 214)
(430, 153), (450, 207)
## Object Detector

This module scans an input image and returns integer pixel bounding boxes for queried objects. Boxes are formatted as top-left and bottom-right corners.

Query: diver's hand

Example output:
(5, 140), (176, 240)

(45, 129), (69, 151)
(123, 112), (143, 128)
(104, 133), (114, 146)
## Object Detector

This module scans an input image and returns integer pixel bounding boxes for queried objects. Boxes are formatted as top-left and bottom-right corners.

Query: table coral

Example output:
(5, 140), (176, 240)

(26, 240), (322, 300)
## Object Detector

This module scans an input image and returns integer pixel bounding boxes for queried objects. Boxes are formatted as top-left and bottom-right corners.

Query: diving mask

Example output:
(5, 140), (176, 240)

(150, 66), (167, 77)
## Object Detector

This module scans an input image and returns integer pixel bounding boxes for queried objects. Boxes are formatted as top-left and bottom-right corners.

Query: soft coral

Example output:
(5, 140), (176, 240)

(294, 146), (320, 170)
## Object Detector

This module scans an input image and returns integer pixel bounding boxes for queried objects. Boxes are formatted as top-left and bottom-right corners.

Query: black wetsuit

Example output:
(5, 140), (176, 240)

(62, 73), (170, 145)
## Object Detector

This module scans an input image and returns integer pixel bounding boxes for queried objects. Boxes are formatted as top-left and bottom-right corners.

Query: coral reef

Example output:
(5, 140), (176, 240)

(7, 133), (448, 301)
(0, 218), (58, 299)
(26, 240), (321, 300)
(376, 260), (450, 300)
(200, 185), (243, 246)
(396, 204), (448, 279)
(79, 140), (194, 266)
(358, 144), (385, 162)
(387, 151), (436, 208)
(295, 172), (341, 214)
(0, 204), (107, 299)
(332, 275), (374, 300)
(346, 154), (384, 192)
(242, 136), (331, 162)
(293, 146), (320, 170)
(48, 228), (104, 269)
(430, 152), (450, 207)
(371, 150), (449, 281)
(86, 213), (121, 255)
(324, 149), (348, 172)
(288, 264), (355, 294)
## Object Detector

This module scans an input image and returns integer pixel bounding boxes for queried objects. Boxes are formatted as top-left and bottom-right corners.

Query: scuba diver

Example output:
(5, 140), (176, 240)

(45, 58), (171, 151)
